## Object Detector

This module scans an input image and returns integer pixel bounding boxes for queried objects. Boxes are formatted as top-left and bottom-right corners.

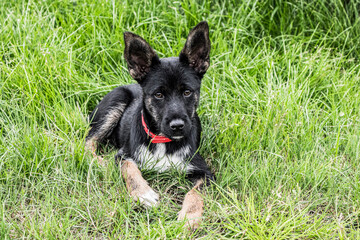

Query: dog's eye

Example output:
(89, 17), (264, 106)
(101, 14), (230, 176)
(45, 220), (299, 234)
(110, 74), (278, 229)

(154, 92), (164, 99)
(183, 90), (192, 97)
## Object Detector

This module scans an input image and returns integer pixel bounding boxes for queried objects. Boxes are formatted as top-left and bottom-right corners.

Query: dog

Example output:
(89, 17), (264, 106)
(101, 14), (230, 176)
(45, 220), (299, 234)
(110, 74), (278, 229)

(85, 21), (214, 229)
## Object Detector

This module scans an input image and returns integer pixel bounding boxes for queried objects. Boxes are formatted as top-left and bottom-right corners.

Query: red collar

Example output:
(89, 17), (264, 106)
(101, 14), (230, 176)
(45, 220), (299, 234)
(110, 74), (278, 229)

(141, 112), (172, 143)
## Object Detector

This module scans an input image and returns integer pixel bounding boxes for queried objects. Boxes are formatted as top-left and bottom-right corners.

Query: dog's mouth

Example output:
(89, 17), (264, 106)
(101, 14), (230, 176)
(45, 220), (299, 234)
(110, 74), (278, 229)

(171, 136), (184, 140)
(156, 132), (183, 141)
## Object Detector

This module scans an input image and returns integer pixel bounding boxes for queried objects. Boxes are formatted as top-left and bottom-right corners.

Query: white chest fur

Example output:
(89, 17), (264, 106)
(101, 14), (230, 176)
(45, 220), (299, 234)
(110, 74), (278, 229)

(135, 144), (193, 172)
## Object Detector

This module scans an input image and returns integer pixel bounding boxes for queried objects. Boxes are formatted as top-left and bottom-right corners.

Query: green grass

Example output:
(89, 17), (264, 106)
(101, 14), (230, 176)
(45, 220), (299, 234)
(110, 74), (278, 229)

(1, 0), (360, 238)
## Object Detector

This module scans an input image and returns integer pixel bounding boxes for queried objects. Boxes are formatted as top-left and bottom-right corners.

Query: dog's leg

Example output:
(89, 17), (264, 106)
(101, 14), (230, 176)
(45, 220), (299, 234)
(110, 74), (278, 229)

(120, 160), (159, 207)
(86, 88), (131, 166)
(178, 178), (204, 229)
(85, 102), (126, 166)
(178, 152), (214, 229)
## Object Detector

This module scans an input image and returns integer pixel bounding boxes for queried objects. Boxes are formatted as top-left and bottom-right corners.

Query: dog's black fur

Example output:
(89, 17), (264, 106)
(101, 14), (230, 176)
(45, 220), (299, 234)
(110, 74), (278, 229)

(86, 22), (214, 185)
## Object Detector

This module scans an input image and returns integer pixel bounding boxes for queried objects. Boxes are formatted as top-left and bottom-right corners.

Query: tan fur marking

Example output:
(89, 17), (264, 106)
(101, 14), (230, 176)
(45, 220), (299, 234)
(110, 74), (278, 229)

(85, 137), (105, 166)
(121, 160), (159, 207)
(178, 179), (204, 229)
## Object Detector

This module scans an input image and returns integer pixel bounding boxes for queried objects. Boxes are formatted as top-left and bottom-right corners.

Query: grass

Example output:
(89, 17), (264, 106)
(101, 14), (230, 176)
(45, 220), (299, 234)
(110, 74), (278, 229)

(1, 0), (360, 238)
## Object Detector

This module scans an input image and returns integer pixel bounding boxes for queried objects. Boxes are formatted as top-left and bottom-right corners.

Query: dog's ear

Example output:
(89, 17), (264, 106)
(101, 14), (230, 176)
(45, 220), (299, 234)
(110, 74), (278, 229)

(179, 21), (211, 77)
(124, 32), (160, 82)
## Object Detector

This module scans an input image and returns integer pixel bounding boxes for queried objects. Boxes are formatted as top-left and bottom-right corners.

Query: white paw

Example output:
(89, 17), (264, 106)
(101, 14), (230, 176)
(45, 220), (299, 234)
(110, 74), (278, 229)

(137, 188), (159, 207)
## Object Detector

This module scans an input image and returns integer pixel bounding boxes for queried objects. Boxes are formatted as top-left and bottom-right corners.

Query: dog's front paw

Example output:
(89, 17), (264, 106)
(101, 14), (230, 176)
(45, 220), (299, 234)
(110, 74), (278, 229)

(121, 160), (159, 207)
(178, 206), (203, 229)
(135, 187), (159, 207)
(127, 176), (159, 207)
(178, 190), (204, 229)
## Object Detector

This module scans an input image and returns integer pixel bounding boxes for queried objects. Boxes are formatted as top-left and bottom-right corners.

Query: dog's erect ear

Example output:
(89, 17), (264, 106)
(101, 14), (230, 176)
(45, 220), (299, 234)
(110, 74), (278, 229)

(179, 21), (211, 77)
(124, 32), (160, 82)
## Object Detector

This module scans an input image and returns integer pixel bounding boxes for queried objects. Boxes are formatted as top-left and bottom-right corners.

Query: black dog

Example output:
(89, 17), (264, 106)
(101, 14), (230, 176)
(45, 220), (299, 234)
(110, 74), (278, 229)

(86, 21), (214, 229)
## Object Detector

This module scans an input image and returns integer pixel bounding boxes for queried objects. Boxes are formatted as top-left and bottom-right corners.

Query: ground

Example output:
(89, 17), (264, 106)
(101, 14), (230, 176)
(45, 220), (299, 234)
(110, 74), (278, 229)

(1, 0), (360, 239)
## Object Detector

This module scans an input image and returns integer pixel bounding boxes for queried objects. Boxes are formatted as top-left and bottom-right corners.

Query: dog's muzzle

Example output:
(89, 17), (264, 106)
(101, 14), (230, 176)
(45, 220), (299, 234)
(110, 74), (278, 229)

(168, 119), (186, 139)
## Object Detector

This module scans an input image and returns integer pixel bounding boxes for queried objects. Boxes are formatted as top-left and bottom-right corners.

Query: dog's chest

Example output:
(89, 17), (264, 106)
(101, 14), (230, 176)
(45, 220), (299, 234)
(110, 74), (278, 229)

(135, 144), (193, 172)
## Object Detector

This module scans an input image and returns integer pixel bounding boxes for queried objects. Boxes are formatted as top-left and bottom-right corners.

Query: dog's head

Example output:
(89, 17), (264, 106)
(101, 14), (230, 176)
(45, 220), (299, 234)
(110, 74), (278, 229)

(123, 22), (210, 140)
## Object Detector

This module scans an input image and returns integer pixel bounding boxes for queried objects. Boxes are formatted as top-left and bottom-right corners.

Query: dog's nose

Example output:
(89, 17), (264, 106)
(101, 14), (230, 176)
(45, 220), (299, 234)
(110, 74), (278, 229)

(169, 119), (184, 131)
